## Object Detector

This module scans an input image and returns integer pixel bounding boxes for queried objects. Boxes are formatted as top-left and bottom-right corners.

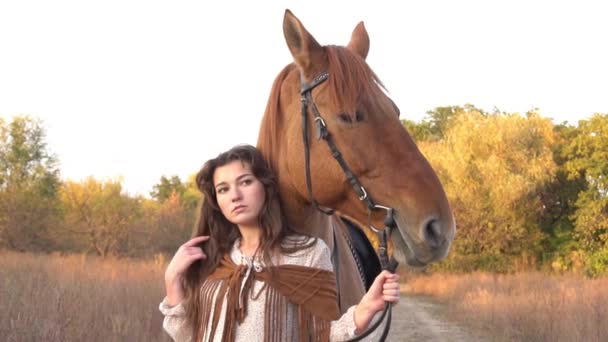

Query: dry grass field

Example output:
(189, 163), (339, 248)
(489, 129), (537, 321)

(402, 271), (608, 342)
(0, 251), (170, 342)
(3, 251), (607, 341)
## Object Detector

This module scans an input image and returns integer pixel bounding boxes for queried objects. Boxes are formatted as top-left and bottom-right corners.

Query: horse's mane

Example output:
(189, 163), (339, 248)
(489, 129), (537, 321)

(325, 45), (387, 114)
(257, 63), (295, 171)
(257, 45), (388, 171)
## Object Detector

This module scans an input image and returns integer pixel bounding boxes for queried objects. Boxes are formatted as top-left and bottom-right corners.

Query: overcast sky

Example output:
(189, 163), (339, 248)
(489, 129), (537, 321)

(1, 0), (607, 197)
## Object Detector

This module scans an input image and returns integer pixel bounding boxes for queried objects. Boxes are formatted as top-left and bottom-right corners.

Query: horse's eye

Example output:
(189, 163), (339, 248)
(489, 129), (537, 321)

(355, 111), (364, 122)
(338, 113), (352, 123)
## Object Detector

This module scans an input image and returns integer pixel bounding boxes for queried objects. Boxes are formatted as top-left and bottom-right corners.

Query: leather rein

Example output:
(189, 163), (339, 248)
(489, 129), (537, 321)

(300, 71), (399, 341)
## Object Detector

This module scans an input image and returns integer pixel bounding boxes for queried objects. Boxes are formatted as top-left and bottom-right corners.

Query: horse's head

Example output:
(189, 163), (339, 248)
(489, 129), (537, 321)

(258, 10), (455, 267)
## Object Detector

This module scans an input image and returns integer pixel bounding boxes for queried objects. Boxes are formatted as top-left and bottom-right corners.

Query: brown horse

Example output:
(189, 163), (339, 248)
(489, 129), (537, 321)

(257, 10), (456, 312)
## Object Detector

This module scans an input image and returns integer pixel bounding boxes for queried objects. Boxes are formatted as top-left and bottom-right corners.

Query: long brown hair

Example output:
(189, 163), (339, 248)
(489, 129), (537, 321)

(183, 144), (315, 339)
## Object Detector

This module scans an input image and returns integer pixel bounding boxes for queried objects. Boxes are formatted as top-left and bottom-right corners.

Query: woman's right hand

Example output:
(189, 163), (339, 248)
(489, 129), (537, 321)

(164, 235), (210, 306)
(353, 270), (400, 334)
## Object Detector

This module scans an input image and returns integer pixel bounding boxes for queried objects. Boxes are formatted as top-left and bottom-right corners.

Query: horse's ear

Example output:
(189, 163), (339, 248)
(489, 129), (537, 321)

(283, 9), (324, 77)
(347, 22), (370, 60)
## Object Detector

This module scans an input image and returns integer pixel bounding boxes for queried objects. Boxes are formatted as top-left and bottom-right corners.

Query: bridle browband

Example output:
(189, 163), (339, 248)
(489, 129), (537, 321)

(300, 72), (375, 215)
(300, 71), (398, 341)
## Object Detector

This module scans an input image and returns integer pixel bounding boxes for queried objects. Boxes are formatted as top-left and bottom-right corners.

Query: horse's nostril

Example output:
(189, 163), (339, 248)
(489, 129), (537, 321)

(423, 219), (443, 248)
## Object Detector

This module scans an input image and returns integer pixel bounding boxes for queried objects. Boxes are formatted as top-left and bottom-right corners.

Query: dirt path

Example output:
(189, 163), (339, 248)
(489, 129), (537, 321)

(387, 294), (486, 341)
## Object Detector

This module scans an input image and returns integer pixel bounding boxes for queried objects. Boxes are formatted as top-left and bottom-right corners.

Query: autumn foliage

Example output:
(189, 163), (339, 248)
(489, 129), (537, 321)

(2, 108), (608, 274)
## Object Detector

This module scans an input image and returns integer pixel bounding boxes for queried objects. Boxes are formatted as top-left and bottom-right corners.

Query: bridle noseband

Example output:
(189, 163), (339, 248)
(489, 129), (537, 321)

(300, 71), (399, 341)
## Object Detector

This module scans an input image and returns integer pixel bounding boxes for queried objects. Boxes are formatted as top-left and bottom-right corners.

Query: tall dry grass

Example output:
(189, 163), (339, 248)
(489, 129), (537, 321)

(403, 271), (608, 342)
(0, 250), (170, 342)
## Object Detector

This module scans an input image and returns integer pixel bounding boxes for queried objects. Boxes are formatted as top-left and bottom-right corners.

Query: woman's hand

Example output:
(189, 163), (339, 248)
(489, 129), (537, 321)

(164, 235), (210, 306)
(353, 270), (400, 333)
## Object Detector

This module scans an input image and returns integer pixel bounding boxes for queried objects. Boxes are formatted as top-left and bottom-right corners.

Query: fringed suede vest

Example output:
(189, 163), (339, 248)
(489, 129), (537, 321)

(196, 254), (341, 342)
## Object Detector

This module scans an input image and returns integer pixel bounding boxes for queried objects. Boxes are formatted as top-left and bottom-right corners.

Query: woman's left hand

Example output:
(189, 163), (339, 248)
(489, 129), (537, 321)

(353, 270), (400, 333)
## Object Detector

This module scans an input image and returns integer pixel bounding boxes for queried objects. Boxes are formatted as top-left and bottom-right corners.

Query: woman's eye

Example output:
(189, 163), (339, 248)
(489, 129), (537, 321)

(241, 179), (253, 186)
(216, 187), (228, 194)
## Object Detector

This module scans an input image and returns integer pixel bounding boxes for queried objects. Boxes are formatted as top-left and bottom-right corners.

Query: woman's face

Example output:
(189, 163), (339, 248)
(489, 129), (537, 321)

(213, 160), (266, 229)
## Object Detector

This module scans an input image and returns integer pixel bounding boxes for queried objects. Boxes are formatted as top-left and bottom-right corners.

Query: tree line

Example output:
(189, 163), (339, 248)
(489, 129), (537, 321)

(1, 110), (607, 276)
(0, 115), (200, 258)
(403, 105), (608, 276)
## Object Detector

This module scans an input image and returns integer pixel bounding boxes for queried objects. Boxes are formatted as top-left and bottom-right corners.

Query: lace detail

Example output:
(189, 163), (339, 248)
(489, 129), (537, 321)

(233, 238), (264, 272)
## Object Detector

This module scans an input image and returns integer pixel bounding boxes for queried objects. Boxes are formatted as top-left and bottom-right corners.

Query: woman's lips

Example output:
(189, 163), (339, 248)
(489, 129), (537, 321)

(232, 205), (246, 213)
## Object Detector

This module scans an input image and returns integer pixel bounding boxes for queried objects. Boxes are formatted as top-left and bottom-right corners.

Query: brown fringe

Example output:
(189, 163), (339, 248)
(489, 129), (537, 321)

(296, 306), (332, 342)
(197, 254), (340, 342)
(196, 279), (222, 342)
(265, 286), (282, 341)
(212, 280), (229, 341)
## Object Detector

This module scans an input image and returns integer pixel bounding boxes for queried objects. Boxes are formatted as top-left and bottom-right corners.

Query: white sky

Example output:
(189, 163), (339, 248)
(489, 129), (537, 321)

(1, 0), (607, 197)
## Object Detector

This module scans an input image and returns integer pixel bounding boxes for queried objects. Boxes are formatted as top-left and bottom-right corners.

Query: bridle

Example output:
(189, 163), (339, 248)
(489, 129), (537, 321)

(300, 71), (399, 341)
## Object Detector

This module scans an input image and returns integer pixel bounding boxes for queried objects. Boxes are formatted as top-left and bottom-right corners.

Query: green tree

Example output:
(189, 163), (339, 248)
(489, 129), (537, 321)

(563, 114), (608, 256)
(402, 104), (486, 142)
(423, 106), (461, 139)
(401, 119), (433, 142)
(0, 115), (61, 251)
(151, 173), (201, 209)
(181, 173), (202, 211)
(537, 122), (585, 264)
(150, 175), (186, 202)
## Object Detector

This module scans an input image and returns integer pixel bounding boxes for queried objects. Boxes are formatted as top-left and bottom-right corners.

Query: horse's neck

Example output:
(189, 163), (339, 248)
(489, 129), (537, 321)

(294, 209), (334, 246)
(278, 181), (332, 242)
(285, 203), (367, 312)
(274, 156), (366, 310)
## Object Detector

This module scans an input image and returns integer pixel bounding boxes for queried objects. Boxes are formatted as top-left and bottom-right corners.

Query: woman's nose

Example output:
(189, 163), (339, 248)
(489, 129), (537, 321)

(230, 188), (242, 202)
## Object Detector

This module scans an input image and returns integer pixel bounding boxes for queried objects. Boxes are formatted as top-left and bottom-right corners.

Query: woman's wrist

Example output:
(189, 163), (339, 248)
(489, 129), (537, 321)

(353, 297), (374, 334)
(165, 273), (185, 306)
(165, 269), (181, 285)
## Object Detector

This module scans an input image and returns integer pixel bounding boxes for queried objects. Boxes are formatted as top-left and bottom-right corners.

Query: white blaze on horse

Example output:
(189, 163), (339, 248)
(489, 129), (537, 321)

(257, 9), (456, 313)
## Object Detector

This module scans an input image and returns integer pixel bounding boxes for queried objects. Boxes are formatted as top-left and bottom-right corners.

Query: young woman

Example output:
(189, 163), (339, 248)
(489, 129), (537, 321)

(159, 144), (399, 341)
